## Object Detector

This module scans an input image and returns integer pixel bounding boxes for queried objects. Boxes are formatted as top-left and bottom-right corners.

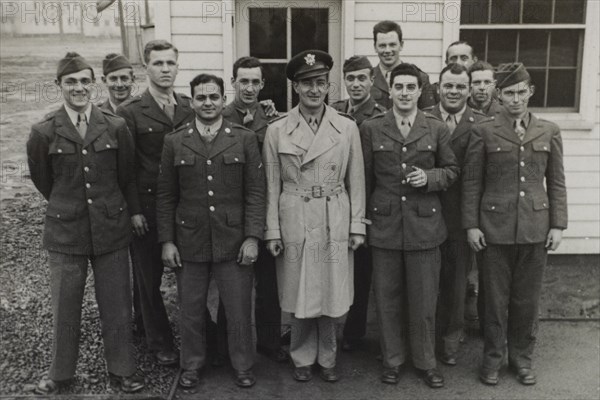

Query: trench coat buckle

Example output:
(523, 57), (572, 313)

(312, 186), (325, 198)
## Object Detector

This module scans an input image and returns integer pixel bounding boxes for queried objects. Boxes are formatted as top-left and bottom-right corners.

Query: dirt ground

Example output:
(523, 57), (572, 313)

(1, 36), (599, 400)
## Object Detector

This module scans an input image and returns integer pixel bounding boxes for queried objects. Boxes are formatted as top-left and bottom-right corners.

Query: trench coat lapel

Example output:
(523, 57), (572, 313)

(181, 123), (209, 158)
(285, 108), (313, 153)
(83, 105), (108, 146)
(140, 90), (173, 126)
(492, 109), (521, 145)
(208, 120), (237, 158)
(404, 110), (429, 145)
(521, 113), (545, 144)
(301, 106), (340, 166)
(54, 106), (83, 145)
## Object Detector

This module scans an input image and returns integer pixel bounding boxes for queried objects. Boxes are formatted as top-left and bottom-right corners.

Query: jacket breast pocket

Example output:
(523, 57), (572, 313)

(92, 135), (119, 170)
(49, 139), (76, 156)
(416, 141), (437, 153)
(222, 152), (245, 188)
(174, 153), (196, 167)
(485, 142), (512, 154)
(138, 123), (165, 135)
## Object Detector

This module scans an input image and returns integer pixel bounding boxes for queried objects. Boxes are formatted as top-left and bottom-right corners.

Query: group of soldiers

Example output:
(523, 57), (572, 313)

(26, 19), (567, 395)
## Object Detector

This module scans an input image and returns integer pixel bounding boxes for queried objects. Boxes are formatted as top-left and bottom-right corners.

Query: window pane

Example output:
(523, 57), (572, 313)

(527, 68), (546, 107)
(547, 69), (577, 107)
(519, 30), (548, 67)
(487, 30), (517, 65)
(554, 0), (585, 23)
(461, 0), (489, 24)
(550, 30), (580, 67)
(291, 8), (329, 55)
(249, 8), (286, 59)
(460, 30), (487, 60)
(523, 0), (551, 23)
(490, 0), (519, 24)
(259, 63), (288, 112)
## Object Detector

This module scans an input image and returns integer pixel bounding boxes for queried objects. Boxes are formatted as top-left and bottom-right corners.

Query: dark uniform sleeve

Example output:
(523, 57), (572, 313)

(360, 121), (375, 201)
(546, 124), (568, 229)
(116, 121), (140, 214)
(26, 127), (53, 200)
(424, 123), (460, 192)
(461, 125), (485, 229)
(156, 134), (179, 243)
(116, 104), (142, 214)
(243, 131), (266, 240)
(418, 72), (437, 110)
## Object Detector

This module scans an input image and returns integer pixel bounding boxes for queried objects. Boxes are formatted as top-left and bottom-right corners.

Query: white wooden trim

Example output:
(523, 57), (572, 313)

(342, 1), (355, 62)
(153, 0), (171, 42)
(461, 24), (586, 30)
(442, 0), (461, 69)
(579, 0), (599, 125)
(222, 0), (235, 97)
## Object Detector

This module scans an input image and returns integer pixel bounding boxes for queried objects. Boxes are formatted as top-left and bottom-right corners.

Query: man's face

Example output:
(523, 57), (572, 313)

(57, 69), (94, 112)
(103, 68), (134, 103)
(498, 81), (534, 118)
(191, 82), (226, 123)
(146, 49), (178, 89)
(470, 69), (496, 105)
(446, 44), (477, 68)
(293, 74), (329, 111)
(439, 71), (470, 114)
(232, 67), (264, 106)
(390, 74), (421, 113)
(344, 68), (374, 103)
(374, 31), (403, 68)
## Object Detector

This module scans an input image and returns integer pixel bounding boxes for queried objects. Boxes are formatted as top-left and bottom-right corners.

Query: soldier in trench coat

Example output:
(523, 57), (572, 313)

(263, 50), (366, 383)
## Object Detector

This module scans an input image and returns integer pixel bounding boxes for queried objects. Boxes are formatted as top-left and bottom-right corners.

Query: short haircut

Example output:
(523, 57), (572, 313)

(189, 73), (224, 97)
(439, 63), (471, 84)
(389, 63), (422, 88)
(373, 20), (403, 45)
(445, 40), (475, 61)
(232, 56), (264, 79)
(469, 60), (495, 75)
(143, 40), (178, 64)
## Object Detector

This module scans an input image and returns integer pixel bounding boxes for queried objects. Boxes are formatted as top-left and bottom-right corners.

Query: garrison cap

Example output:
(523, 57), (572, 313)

(343, 56), (373, 74)
(57, 52), (94, 80)
(495, 62), (531, 89)
(286, 50), (333, 81)
(103, 53), (133, 75)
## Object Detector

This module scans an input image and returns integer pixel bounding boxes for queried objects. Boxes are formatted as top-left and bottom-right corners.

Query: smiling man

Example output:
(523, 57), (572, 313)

(117, 40), (194, 368)
(156, 73), (265, 389)
(100, 53), (135, 114)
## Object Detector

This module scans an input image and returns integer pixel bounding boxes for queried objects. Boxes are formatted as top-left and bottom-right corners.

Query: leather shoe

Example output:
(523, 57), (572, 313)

(257, 345), (289, 363)
(34, 378), (72, 395)
(421, 368), (444, 388)
(109, 371), (145, 393)
(381, 366), (400, 384)
(155, 349), (178, 366)
(235, 369), (256, 388)
(179, 369), (200, 388)
(439, 354), (457, 366)
(479, 369), (499, 385)
(319, 366), (339, 382)
(514, 367), (536, 385)
(293, 366), (312, 382)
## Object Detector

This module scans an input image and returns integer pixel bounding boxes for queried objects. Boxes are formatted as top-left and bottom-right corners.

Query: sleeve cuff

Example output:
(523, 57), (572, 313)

(264, 229), (281, 241)
(350, 222), (366, 235)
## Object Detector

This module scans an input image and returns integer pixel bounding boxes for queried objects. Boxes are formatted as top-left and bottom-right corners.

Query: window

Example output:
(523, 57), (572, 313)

(460, 0), (586, 111)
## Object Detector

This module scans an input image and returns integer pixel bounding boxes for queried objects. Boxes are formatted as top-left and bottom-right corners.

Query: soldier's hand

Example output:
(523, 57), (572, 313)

(349, 234), (365, 250)
(131, 214), (149, 236)
(260, 99), (279, 118)
(546, 228), (563, 251)
(238, 237), (259, 266)
(467, 228), (487, 252)
(162, 242), (182, 270)
(266, 239), (284, 257)
(406, 167), (428, 188)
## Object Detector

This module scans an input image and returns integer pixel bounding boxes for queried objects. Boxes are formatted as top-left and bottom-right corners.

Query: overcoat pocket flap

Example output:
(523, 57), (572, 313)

(105, 197), (127, 217)
(175, 210), (198, 227)
(532, 197), (550, 211)
(46, 203), (78, 220)
(417, 202), (438, 217)
(481, 199), (507, 213)
(371, 199), (391, 216)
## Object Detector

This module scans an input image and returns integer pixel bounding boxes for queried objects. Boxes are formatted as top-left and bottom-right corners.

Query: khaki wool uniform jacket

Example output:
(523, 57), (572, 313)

(371, 63), (437, 110)
(360, 110), (460, 250)
(27, 105), (137, 255)
(156, 120), (266, 262)
(222, 103), (274, 146)
(462, 109), (568, 243)
(263, 106), (366, 319)
(423, 104), (488, 241)
(330, 97), (386, 126)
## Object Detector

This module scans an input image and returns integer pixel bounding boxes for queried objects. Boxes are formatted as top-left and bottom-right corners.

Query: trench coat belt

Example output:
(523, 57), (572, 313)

(282, 183), (345, 199)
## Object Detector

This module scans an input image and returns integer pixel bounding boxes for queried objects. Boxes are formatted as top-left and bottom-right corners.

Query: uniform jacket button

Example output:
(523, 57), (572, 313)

(209, 206), (215, 211)
(82, 149), (87, 155)
(57, 149), (63, 153)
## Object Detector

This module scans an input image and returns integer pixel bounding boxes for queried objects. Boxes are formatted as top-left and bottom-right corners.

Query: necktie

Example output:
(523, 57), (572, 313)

(385, 71), (391, 86)
(243, 109), (254, 126)
(515, 118), (526, 141)
(201, 126), (217, 143)
(400, 118), (410, 138)
(446, 114), (457, 134)
(77, 112), (87, 139)
(347, 103), (355, 116)
(308, 117), (319, 133)
(164, 103), (175, 122)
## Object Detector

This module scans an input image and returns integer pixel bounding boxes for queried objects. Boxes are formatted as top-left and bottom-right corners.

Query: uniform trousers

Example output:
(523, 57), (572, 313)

(343, 246), (372, 341)
(372, 246), (441, 370)
(130, 224), (173, 351)
(436, 239), (473, 358)
(481, 243), (547, 372)
(289, 315), (340, 368)
(177, 259), (254, 372)
(47, 248), (135, 381)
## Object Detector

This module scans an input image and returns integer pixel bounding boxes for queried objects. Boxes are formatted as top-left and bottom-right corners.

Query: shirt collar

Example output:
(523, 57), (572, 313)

(148, 85), (177, 108)
(518, 112), (531, 128)
(348, 95), (371, 113)
(196, 116), (223, 134)
(108, 99), (120, 113)
(393, 107), (417, 128)
(439, 104), (467, 124)
(64, 103), (91, 127)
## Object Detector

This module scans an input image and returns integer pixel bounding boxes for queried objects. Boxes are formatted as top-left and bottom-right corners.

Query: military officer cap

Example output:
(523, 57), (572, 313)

(343, 56), (372, 74)
(495, 62), (531, 89)
(286, 50), (333, 81)
(57, 52), (94, 80)
(103, 53), (133, 75)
